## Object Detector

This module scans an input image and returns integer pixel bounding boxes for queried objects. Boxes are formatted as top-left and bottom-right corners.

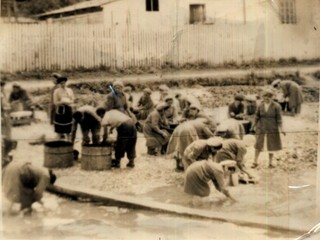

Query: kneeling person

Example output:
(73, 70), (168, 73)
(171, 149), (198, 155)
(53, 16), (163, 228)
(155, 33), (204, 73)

(182, 137), (223, 170)
(184, 160), (235, 201)
(102, 109), (137, 168)
(2, 161), (57, 214)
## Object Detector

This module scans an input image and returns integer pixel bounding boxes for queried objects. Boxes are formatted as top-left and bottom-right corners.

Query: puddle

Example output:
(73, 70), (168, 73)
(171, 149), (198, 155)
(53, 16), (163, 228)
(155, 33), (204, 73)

(1, 192), (299, 240)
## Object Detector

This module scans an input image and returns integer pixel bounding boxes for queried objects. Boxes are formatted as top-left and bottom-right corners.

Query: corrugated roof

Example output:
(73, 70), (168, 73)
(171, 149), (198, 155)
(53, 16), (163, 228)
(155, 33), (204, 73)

(38, 0), (119, 17)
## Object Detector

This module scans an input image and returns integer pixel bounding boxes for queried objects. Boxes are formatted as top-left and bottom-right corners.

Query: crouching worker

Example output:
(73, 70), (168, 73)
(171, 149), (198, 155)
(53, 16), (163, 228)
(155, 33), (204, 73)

(71, 105), (106, 145)
(101, 109), (137, 168)
(182, 137), (223, 170)
(184, 160), (236, 202)
(2, 161), (57, 215)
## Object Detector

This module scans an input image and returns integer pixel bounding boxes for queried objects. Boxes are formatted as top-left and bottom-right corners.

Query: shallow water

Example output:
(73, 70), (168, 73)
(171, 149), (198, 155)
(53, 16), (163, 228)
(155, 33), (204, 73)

(1, 193), (299, 240)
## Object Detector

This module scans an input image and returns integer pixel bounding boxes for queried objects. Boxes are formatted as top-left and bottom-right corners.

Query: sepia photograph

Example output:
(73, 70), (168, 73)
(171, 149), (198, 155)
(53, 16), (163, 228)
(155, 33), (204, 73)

(1, 0), (320, 239)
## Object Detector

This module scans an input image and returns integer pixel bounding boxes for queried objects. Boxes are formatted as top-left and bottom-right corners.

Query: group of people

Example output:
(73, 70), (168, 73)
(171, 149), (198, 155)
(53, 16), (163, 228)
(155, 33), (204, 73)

(1, 74), (304, 211)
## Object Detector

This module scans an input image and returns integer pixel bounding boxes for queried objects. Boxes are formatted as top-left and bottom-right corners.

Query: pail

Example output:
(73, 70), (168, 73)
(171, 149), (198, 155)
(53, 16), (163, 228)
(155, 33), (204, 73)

(44, 141), (73, 168)
(81, 144), (112, 171)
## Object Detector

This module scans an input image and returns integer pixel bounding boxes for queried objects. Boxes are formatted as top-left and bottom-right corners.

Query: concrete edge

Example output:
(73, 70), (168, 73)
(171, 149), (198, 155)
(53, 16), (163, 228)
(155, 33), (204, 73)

(47, 183), (308, 235)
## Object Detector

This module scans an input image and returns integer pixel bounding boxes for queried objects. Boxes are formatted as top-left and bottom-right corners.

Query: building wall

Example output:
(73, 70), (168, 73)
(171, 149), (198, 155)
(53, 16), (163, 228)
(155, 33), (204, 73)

(1, 0), (319, 72)
(103, 0), (176, 30)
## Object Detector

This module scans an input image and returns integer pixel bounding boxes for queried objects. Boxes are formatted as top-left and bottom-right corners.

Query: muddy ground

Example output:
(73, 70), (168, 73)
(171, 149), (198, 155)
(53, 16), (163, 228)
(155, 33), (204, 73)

(6, 72), (319, 233)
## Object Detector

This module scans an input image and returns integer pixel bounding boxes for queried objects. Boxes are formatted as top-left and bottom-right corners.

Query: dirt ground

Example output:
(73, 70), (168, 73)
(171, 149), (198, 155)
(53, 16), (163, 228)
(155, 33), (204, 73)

(7, 75), (319, 233)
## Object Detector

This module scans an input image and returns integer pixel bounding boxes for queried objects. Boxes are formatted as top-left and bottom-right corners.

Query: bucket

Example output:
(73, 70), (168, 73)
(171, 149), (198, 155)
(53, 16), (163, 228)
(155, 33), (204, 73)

(81, 144), (112, 171)
(44, 141), (74, 168)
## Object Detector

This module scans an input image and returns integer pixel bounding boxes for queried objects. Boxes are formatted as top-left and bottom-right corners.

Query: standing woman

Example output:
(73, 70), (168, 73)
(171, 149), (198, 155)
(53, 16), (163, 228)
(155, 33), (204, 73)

(49, 73), (61, 125)
(251, 90), (284, 168)
(53, 76), (74, 140)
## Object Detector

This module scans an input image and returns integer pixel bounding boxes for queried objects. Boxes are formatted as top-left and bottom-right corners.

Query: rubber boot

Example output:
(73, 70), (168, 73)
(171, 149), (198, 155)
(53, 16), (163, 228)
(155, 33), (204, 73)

(175, 157), (184, 172)
(112, 159), (121, 168)
(147, 147), (158, 156)
(161, 144), (168, 155)
(126, 159), (135, 168)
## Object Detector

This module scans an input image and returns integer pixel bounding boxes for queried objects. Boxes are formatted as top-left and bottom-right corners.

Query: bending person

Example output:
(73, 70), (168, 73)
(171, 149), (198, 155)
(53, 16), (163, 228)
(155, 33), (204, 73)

(184, 160), (236, 201)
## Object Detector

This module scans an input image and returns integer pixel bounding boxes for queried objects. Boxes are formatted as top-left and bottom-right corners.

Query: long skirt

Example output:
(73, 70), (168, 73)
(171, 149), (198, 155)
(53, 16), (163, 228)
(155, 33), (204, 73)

(54, 105), (73, 134)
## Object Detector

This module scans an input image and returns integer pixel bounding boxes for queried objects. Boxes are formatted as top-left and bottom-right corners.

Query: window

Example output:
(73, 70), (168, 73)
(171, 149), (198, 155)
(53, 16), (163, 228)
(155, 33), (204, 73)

(279, 0), (297, 24)
(190, 4), (206, 24)
(146, 0), (159, 12)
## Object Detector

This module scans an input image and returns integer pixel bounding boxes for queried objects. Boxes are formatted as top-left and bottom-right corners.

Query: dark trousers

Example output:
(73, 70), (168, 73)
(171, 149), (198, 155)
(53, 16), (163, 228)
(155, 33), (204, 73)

(81, 124), (101, 145)
(115, 120), (137, 161)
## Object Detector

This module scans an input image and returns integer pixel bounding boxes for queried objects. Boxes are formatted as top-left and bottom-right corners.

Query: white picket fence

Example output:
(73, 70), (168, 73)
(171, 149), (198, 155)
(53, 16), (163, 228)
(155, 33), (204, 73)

(0, 23), (319, 72)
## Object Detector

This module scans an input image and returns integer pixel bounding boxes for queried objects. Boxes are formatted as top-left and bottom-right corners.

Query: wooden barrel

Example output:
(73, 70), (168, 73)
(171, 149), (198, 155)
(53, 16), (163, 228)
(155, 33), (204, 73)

(81, 144), (112, 171)
(44, 141), (74, 168)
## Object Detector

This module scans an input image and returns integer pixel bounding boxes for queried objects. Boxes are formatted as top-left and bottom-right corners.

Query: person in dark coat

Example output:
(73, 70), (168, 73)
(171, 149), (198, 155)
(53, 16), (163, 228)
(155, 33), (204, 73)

(251, 90), (284, 168)
(143, 103), (171, 156)
(101, 109), (137, 168)
(104, 80), (128, 113)
(53, 76), (74, 140)
(271, 79), (303, 115)
(182, 137), (223, 170)
(158, 84), (170, 102)
(184, 160), (236, 201)
(2, 161), (57, 214)
(228, 95), (245, 120)
(9, 83), (34, 112)
(104, 80), (137, 124)
(163, 95), (179, 125)
(71, 105), (105, 145)
(175, 93), (190, 114)
(131, 88), (154, 120)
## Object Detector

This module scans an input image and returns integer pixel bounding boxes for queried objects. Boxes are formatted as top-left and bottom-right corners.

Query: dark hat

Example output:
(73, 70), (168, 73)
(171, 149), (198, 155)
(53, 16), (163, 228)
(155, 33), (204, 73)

(57, 76), (68, 84)
(235, 95), (245, 101)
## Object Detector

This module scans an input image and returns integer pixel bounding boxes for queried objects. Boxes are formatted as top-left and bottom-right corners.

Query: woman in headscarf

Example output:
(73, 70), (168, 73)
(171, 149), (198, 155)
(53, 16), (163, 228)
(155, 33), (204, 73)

(167, 118), (215, 171)
(143, 103), (171, 156)
(131, 87), (154, 120)
(9, 83), (33, 112)
(251, 89), (284, 168)
(271, 79), (303, 116)
(53, 76), (74, 140)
